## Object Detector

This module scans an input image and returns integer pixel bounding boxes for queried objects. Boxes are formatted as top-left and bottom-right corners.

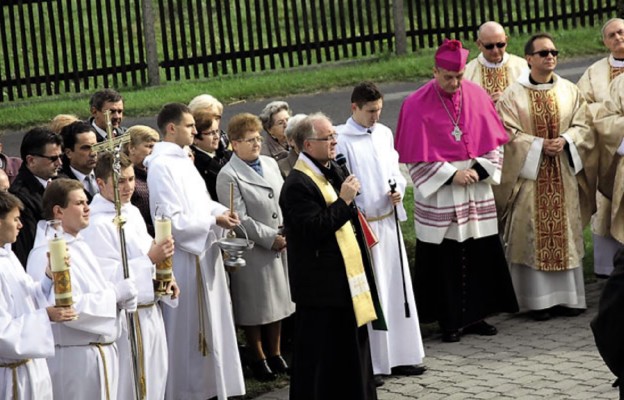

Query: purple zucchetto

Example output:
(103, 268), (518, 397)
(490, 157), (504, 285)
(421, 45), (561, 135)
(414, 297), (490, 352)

(435, 39), (469, 72)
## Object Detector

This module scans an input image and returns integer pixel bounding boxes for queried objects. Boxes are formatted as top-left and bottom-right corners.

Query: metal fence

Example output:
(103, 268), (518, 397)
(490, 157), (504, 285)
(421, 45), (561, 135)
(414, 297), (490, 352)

(0, 0), (618, 102)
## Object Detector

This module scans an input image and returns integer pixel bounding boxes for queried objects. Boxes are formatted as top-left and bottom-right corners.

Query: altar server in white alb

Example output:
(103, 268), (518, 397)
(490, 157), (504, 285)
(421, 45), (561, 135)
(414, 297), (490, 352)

(27, 178), (138, 400)
(336, 81), (426, 378)
(144, 103), (245, 400)
(0, 191), (76, 400)
(81, 152), (178, 400)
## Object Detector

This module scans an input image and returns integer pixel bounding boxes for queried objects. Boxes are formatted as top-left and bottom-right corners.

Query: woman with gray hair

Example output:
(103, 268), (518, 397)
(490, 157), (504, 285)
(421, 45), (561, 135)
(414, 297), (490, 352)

(277, 113), (307, 178)
(258, 101), (292, 162)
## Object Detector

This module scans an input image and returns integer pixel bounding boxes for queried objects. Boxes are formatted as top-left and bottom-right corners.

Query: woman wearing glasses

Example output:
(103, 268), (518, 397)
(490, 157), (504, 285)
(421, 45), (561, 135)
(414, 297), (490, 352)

(259, 101), (292, 163)
(191, 109), (232, 201)
(216, 113), (295, 382)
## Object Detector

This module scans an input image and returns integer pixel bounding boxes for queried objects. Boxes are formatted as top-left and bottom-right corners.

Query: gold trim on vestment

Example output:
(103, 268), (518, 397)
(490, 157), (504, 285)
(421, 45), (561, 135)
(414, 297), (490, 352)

(480, 64), (509, 95)
(294, 159), (377, 327)
(0, 359), (30, 400)
(610, 66), (624, 82)
(529, 89), (568, 271)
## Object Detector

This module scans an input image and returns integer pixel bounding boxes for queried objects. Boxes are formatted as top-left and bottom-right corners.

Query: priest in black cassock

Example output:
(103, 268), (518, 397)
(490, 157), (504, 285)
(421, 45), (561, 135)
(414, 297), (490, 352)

(280, 112), (384, 400)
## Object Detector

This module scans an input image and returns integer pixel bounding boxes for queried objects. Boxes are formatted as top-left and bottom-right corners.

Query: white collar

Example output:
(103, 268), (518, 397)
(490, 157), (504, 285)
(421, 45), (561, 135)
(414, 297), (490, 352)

(477, 52), (510, 68)
(609, 54), (624, 68)
(517, 70), (558, 90)
(91, 120), (108, 140)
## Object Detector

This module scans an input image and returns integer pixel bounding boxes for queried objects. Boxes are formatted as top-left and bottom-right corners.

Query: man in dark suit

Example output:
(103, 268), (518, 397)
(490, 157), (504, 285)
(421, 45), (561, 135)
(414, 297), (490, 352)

(279, 113), (379, 400)
(88, 88), (127, 142)
(9, 127), (63, 266)
(591, 248), (624, 398)
(59, 121), (99, 203)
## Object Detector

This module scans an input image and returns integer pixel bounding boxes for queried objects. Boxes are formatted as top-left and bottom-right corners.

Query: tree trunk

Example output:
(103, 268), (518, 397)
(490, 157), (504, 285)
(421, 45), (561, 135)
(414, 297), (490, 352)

(393, 0), (407, 56)
(141, 0), (160, 86)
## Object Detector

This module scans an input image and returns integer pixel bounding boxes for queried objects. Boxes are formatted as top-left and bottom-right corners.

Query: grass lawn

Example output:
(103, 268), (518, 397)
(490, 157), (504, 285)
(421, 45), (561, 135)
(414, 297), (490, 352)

(0, 25), (609, 131)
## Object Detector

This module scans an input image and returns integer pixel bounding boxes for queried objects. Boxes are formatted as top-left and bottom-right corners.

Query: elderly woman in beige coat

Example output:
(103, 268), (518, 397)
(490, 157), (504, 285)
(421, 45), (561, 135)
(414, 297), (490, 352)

(216, 113), (295, 382)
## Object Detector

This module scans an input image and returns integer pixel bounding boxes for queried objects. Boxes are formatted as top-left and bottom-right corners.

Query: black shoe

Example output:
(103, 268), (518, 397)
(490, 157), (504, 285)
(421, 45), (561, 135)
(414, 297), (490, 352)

(442, 330), (461, 342)
(530, 309), (551, 321)
(391, 365), (427, 376)
(249, 359), (277, 382)
(462, 321), (498, 336)
(551, 306), (586, 317)
(266, 355), (289, 375)
(374, 375), (385, 387)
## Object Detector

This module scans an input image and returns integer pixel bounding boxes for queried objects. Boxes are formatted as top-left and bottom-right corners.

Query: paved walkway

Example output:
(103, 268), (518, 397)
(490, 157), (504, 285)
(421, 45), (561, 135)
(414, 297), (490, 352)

(255, 280), (618, 399)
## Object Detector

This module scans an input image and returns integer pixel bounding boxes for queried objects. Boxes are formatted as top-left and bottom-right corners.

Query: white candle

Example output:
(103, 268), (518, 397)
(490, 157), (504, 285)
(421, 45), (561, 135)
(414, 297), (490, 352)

(154, 218), (171, 244)
(48, 237), (67, 272)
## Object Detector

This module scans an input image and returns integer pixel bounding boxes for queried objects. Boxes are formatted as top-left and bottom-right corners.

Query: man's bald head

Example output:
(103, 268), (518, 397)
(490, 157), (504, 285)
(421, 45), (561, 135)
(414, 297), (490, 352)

(477, 21), (506, 39)
(0, 169), (9, 192)
(476, 21), (508, 64)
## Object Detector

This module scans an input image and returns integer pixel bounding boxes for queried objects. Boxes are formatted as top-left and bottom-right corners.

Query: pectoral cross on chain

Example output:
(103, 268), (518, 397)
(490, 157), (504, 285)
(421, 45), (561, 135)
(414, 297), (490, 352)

(452, 126), (463, 142)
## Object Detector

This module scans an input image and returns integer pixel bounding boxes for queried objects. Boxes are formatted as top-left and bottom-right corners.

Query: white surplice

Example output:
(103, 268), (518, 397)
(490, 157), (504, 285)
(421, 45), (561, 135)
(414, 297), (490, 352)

(336, 118), (425, 375)
(0, 247), (54, 400)
(82, 194), (174, 400)
(27, 222), (121, 400)
(144, 142), (245, 400)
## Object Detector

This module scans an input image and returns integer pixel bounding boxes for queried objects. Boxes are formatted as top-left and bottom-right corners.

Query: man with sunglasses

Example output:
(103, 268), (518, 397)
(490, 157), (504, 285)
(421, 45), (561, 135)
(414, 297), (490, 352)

(496, 33), (596, 321)
(578, 18), (624, 279)
(464, 21), (528, 102)
(9, 127), (63, 266)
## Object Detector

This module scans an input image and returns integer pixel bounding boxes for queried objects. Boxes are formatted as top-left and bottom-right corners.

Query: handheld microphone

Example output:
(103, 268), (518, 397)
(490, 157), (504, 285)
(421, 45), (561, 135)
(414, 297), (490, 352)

(335, 153), (351, 179)
(335, 153), (360, 196)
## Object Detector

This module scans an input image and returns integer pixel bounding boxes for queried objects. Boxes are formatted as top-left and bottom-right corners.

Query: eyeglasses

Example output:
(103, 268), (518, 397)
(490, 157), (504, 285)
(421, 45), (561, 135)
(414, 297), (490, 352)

(531, 49), (559, 57)
(307, 133), (339, 142)
(237, 136), (264, 144)
(32, 153), (62, 162)
(483, 42), (507, 50)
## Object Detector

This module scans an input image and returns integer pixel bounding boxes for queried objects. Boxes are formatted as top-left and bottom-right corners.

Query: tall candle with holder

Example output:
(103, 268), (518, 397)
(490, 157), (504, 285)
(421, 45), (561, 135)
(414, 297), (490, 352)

(154, 203), (173, 295)
(46, 220), (73, 307)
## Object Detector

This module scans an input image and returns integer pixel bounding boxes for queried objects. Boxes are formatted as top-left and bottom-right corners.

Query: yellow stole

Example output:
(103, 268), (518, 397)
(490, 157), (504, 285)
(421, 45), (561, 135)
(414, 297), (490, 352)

(294, 159), (377, 327)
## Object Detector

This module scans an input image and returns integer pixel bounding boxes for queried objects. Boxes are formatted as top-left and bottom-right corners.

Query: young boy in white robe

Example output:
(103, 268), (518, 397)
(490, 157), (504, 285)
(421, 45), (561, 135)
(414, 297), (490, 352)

(81, 152), (178, 400)
(26, 178), (138, 400)
(0, 191), (76, 400)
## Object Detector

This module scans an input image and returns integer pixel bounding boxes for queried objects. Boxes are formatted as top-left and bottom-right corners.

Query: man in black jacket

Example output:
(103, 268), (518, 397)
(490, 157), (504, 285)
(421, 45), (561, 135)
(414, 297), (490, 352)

(9, 127), (63, 266)
(59, 121), (98, 203)
(591, 248), (624, 398)
(279, 113), (378, 400)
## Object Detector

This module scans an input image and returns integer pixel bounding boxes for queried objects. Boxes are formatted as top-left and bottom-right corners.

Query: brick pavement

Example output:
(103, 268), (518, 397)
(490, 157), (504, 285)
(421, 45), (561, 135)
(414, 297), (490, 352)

(255, 280), (619, 399)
